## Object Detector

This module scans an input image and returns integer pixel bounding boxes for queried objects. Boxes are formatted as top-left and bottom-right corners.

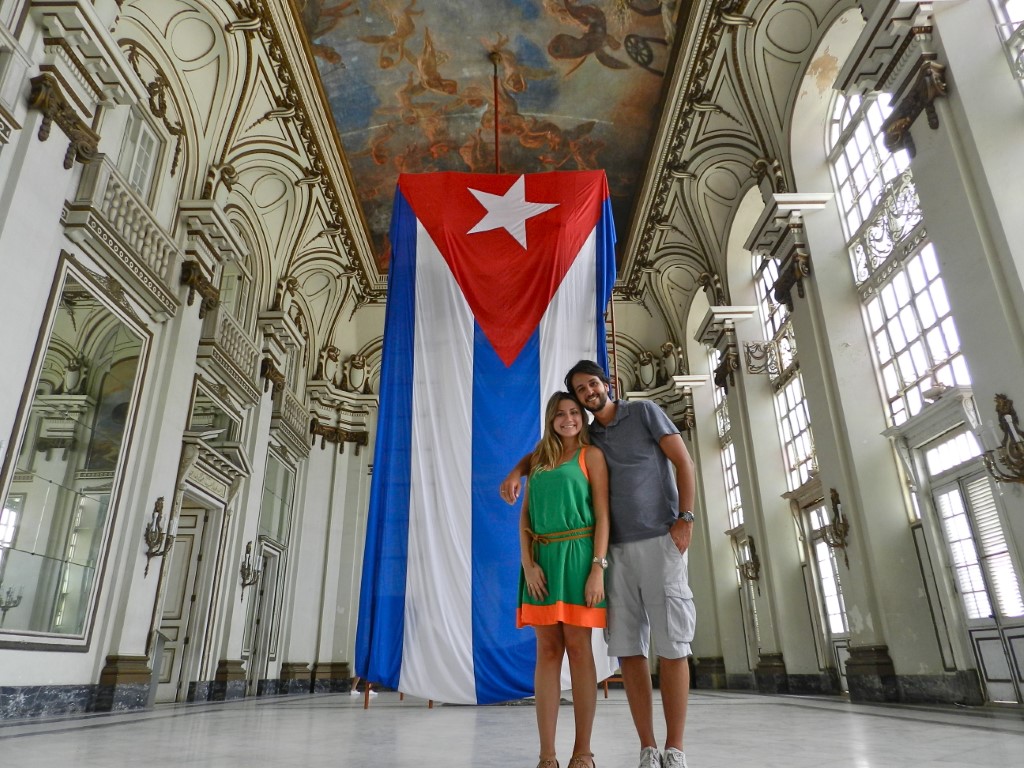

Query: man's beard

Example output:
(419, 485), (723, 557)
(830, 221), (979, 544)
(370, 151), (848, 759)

(582, 391), (608, 413)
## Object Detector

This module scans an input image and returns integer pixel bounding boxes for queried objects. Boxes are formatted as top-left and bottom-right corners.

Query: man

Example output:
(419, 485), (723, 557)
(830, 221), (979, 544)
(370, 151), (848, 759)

(501, 359), (697, 768)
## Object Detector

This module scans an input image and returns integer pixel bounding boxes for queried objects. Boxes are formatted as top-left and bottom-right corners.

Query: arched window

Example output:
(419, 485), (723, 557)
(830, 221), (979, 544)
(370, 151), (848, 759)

(827, 94), (971, 426)
(752, 239), (847, 639)
(751, 255), (814, 490)
(709, 347), (743, 529)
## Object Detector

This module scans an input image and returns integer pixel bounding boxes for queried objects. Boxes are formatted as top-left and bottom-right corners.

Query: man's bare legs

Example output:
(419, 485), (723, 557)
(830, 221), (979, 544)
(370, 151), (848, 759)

(620, 655), (657, 748)
(621, 654), (690, 753)
(658, 656), (689, 751)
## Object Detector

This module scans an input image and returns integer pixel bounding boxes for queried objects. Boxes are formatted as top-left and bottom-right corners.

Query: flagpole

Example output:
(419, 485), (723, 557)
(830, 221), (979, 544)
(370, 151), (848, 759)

(489, 51), (501, 174)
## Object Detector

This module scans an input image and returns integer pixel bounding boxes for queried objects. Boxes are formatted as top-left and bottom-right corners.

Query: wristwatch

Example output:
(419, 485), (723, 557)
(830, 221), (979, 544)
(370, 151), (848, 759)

(592, 556), (608, 569)
(679, 511), (695, 523)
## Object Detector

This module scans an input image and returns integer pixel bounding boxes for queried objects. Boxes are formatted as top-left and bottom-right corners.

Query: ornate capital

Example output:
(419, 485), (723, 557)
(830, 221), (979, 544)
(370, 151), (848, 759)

(696, 271), (727, 306)
(310, 419), (369, 456)
(713, 340), (740, 393)
(27, 73), (99, 168)
(180, 260), (220, 318)
(882, 60), (947, 156)
(773, 249), (812, 311)
(260, 357), (286, 395)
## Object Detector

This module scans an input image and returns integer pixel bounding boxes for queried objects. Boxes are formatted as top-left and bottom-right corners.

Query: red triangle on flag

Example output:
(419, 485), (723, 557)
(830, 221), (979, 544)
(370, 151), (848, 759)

(399, 171), (607, 367)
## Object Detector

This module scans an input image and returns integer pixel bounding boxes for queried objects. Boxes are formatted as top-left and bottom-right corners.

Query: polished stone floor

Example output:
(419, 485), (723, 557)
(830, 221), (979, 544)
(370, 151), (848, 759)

(1, 689), (1022, 767)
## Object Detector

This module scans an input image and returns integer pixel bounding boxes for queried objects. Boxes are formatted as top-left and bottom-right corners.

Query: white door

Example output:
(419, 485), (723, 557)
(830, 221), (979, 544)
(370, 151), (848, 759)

(933, 474), (1024, 704)
(155, 506), (207, 703)
(245, 545), (279, 696)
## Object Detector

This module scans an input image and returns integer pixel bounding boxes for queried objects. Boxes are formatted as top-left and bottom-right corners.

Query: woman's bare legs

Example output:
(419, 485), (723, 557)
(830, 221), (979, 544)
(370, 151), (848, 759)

(563, 624), (596, 766)
(534, 624), (567, 763)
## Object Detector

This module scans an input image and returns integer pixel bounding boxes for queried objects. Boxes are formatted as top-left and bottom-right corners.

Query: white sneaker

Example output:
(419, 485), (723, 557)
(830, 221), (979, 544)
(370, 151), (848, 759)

(349, 689), (361, 696)
(638, 746), (662, 768)
(663, 748), (687, 768)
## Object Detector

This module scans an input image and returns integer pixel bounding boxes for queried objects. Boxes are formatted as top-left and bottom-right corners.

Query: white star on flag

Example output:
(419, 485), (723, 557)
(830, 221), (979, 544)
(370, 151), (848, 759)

(467, 175), (558, 249)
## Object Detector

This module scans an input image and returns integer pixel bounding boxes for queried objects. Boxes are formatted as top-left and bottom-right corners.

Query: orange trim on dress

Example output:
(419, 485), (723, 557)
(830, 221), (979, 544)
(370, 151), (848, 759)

(517, 601), (607, 629)
(578, 445), (589, 481)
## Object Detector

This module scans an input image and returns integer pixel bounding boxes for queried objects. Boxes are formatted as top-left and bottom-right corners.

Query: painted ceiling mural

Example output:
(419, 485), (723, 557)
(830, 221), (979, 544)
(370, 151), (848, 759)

(298, 0), (683, 268)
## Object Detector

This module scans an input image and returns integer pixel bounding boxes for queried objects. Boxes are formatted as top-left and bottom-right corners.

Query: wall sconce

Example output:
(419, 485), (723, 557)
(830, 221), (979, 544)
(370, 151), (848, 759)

(239, 540), (262, 600)
(980, 394), (1024, 484)
(738, 538), (761, 596)
(0, 585), (23, 627)
(143, 496), (174, 576)
(821, 488), (850, 568)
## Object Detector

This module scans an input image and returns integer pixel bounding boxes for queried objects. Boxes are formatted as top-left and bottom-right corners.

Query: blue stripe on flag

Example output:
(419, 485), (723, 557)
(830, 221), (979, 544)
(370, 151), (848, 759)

(595, 199), (617, 375)
(355, 191), (417, 688)
(470, 326), (540, 704)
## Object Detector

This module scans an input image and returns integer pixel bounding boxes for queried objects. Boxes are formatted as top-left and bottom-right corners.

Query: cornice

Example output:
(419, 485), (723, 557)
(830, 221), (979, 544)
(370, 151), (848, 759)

(178, 199), (250, 265)
(835, 1), (933, 94)
(620, 0), (722, 300)
(30, 0), (147, 107)
(621, 0), (760, 302)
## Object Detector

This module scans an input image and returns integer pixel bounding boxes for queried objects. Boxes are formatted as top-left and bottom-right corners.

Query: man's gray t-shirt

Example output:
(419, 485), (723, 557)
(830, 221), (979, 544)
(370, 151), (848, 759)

(588, 399), (680, 544)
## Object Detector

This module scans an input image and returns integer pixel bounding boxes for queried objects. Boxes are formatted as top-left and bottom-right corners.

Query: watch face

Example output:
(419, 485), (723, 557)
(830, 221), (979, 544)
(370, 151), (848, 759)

(680, 512), (694, 522)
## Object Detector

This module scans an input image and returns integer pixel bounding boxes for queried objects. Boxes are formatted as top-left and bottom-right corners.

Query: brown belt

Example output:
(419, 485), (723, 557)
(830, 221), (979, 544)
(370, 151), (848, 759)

(524, 525), (594, 559)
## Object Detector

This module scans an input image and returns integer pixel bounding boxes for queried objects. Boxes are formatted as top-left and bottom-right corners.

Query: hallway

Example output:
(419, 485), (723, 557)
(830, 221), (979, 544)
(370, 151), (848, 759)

(1, 690), (1021, 767)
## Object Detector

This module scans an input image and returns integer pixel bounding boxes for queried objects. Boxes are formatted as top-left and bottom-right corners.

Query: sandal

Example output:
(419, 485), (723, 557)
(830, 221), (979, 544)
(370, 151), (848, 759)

(536, 759), (559, 768)
(567, 754), (595, 768)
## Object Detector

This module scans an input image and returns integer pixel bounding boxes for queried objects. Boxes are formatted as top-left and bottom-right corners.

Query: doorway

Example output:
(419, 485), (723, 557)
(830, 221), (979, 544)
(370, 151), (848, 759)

(155, 502), (212, 703)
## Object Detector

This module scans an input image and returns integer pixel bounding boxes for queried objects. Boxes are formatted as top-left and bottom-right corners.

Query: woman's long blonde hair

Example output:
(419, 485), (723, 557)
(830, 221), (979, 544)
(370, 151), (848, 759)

(529, 392), (590, 474)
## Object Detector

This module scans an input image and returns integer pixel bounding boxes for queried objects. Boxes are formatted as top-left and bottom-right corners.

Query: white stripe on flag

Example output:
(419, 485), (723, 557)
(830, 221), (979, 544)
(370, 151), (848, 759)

(402, 221), (477, 704)
(540, 224), (619, 686)
(539, 226), (599, 415)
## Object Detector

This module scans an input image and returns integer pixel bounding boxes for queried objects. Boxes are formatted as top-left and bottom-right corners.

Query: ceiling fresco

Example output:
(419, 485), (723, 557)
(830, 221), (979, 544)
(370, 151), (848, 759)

(297, 0), (684, 268)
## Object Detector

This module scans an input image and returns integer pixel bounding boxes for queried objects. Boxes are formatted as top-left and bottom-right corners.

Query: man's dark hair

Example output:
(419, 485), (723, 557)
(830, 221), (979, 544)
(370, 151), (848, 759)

(564, 359), (610, 394)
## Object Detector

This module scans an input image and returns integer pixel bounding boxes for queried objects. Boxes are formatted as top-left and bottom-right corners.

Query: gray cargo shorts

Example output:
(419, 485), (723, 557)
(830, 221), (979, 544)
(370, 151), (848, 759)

(606, 532), (695, 659)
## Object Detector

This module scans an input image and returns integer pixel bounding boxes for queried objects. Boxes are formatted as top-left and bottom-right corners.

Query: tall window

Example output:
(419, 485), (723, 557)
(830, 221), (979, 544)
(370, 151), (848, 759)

(828, 95), (971, 426)
(710, 348), (743, 529)
(259, 453), (295, 545)
(218, 261), (250, 323)
(993, 0), (1024, 84)
(752, 256), (816, 490)
(925, 430), (1024, 622)
(808, 503), (849, 634)
(118, 108), (161, 201)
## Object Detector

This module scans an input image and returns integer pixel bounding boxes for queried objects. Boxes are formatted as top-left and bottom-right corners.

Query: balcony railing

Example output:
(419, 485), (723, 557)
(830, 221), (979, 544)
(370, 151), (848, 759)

(272, 386), (310, 459)
(198, 306), (261, 405)
(64, 154), (179, 318)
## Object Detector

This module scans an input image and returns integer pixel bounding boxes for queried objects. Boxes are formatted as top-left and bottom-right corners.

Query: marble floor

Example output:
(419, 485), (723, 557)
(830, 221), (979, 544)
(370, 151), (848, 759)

(1, 689), (1022, 767)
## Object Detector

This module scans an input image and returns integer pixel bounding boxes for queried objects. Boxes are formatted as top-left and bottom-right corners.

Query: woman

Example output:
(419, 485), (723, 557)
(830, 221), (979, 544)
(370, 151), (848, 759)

(517, 392), (610, 768)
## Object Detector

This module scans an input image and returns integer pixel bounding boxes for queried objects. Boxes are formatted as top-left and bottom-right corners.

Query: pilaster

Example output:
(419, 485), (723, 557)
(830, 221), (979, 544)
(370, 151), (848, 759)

(95, 654), (151, 712)
(312, 661), (351, 693)
(212, 658), (247, 701)
(280, 661), (313, 695)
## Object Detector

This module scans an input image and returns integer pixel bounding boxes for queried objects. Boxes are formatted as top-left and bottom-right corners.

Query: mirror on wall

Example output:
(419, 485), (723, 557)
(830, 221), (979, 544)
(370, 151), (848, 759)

(0, 268), (145, 637)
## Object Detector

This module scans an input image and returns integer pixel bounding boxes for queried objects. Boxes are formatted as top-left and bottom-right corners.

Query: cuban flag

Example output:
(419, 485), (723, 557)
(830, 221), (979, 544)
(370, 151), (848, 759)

(356, 171), (616, 705)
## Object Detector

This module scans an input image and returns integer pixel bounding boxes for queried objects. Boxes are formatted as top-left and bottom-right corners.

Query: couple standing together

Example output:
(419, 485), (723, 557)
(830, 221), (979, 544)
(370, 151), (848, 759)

(502, 360), (697, 768)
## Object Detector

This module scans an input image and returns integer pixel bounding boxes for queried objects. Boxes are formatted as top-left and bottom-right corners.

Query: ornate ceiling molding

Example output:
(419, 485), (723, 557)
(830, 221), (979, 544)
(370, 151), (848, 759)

(621, 0), (726, 301)
(228, 0), (384, 305)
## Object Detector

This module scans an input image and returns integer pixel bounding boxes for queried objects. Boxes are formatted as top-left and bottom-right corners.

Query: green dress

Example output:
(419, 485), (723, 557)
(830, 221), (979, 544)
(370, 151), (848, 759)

(517, 447), (607, 628)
